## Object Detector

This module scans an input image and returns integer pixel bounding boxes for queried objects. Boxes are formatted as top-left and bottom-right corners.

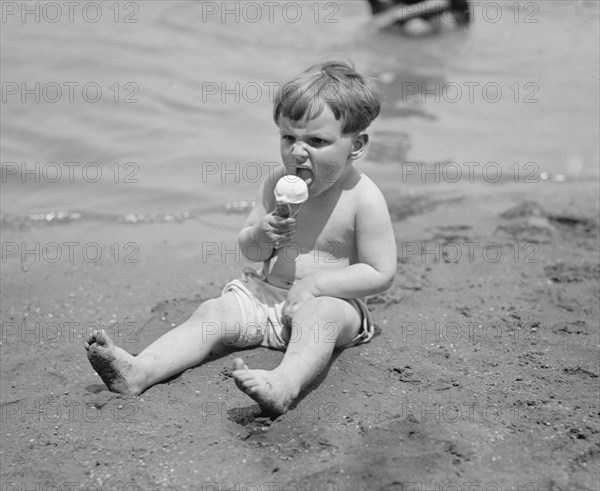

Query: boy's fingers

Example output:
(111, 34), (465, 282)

(273, 217), (296, 228)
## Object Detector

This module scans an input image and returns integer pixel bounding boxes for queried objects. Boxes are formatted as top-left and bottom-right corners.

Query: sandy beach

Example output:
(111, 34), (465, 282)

(1, 177), (598, 490)
(2, 1), (599, 489)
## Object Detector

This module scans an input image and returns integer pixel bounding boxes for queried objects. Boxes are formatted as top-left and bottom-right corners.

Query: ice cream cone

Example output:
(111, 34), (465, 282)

(273, 175), (309, 218)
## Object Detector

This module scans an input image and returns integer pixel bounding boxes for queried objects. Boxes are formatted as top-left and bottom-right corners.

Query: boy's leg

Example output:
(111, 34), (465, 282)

(85, 293), (243, 395)
(232, 296), (361, 415)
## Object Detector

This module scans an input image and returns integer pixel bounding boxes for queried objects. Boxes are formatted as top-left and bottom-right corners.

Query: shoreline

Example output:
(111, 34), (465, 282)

(2, 165), (594, 227)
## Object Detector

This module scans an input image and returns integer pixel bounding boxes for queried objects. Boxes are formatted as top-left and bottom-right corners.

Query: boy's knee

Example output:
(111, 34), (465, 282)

(293, 297), (359, 346)
(189, 296), (243, 345)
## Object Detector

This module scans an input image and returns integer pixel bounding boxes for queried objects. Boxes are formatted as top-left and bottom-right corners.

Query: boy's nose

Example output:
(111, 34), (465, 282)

(291, 142), (308, 160)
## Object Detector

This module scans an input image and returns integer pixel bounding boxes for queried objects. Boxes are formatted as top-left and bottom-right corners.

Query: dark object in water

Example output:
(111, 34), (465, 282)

(367, 0), (470, 26)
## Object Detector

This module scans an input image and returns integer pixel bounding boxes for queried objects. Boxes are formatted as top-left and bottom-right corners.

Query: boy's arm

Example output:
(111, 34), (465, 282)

(284, 182), (397, 315)
(311, 185), (397, 297)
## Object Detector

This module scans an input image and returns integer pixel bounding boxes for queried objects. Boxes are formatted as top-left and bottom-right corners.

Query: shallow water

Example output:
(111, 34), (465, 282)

(1, 0), (598, 223)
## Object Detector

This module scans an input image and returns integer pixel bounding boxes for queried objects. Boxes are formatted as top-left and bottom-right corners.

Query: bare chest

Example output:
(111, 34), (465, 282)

(293, 195), (356, 259)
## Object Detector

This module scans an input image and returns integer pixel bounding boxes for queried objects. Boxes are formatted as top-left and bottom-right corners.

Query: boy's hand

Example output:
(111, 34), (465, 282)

(281, 277), (319, 326)
(260, 213), (297, 248)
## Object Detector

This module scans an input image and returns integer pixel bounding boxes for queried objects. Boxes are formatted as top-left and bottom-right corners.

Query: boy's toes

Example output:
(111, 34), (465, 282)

(84, 329), (112, 351)
(232, 358), (248, 371)
(84, 330), (99, 350)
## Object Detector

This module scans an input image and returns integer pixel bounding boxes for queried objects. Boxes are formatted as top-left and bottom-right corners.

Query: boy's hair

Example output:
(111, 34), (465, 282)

(273, 61), (382, 134)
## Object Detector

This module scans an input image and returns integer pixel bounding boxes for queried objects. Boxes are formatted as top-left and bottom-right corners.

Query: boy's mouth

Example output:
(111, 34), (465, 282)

(296, 167), (314, 187)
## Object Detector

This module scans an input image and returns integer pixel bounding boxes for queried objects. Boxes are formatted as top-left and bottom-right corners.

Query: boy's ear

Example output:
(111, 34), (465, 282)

(349, 133), (369, 160)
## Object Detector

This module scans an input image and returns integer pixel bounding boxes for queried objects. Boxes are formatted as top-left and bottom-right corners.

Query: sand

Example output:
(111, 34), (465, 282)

(1, 179), (598, 490)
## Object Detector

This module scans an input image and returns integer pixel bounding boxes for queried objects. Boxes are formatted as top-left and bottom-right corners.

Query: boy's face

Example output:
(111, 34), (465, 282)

(278, 106), (365, 197)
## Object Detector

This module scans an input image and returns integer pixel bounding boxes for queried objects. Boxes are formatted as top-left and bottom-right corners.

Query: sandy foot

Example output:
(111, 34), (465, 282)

(231, 358), (297, 415)
(84, 329), (140, 395)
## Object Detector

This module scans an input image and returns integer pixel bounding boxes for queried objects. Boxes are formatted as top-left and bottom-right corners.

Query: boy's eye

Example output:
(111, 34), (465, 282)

(309, 138), (328, 146)
(281, 135), (295, 142)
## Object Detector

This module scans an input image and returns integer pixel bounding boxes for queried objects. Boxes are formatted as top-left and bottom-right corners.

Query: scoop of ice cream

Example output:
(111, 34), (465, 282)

(274, 175), (309, 205)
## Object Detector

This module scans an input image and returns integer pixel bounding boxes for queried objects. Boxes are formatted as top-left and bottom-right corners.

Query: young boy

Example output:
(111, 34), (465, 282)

(85, 61), (397, 415)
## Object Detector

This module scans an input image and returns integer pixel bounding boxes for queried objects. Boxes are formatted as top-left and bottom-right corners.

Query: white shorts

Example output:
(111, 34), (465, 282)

(221, 268), (375, 351)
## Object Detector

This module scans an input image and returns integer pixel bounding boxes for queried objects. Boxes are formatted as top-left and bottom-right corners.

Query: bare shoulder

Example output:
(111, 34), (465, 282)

(352, 172), (390, 213)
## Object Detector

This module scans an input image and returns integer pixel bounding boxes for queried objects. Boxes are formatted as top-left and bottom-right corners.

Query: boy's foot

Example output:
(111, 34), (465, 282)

(231, 358), (298, 416)
(84, 329), (143, 395)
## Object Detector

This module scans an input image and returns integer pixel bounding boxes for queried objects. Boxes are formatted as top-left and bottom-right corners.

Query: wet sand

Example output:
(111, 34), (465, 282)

(1, 179), (598, 490)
